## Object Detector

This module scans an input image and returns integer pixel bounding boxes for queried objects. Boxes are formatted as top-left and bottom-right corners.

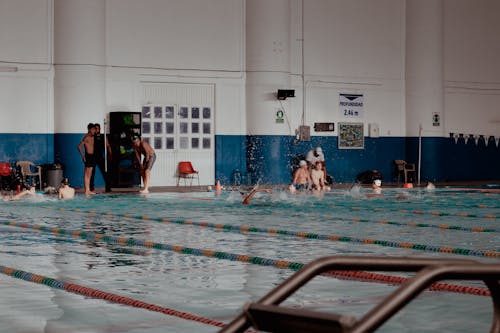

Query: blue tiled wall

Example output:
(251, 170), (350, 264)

(2, 133), (498, 188)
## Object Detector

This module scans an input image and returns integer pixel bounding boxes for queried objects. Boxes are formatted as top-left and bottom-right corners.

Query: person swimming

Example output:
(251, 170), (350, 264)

(372, 179), (382, 194)
(1, 186), (36, 201)
(242, 187), (272, 205)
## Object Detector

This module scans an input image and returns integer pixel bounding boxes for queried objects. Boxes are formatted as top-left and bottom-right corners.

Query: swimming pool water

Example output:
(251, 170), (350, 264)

(0, 186), (498, 332)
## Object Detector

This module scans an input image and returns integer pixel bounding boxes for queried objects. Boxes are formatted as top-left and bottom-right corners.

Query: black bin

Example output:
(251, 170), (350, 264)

(42, 164), (64, 189)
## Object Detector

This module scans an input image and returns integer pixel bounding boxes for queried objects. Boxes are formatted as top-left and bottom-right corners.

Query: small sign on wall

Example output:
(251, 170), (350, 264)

(432, 112), (440, 127)
(339, 93), (363, 117)
(275, 109), (284, 124)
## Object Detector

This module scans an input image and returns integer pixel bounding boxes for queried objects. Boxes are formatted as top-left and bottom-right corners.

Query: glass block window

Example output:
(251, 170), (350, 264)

(192, 123), (199, 134)
(203, 107), (211, 119)
(166, 137), (174, 149)
(192, 107), (200, 119)
(203, 123), (211, 134)
(154, 137), (162, 150)
(142, 106), (151, 119)
(154, 106), (162, 118)
(166, 122), (174, 134)
(180, 137), (188, 149)
(192, 137), (199, 148)
(179, 106), (189, 119)
(142, 122), (151, 134)
(141, 104), (212, 151)
(154, 122), (163, 134)
(165, 106), (174, 119)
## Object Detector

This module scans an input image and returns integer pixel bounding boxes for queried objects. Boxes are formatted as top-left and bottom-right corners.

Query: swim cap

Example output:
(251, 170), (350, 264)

(316, 147), (322, 153)
(299, 160), (307, 167)
(374, 179), (382, 186)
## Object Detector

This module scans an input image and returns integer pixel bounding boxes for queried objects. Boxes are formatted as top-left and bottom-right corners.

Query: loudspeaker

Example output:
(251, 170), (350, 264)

(277, 89), (295, 100)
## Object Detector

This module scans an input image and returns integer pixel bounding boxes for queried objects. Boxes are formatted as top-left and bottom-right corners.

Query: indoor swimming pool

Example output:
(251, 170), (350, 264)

(0, 186), (498, 332)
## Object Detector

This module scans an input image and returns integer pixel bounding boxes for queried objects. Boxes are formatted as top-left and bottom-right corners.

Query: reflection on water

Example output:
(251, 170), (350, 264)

(0, 188), (497, 332)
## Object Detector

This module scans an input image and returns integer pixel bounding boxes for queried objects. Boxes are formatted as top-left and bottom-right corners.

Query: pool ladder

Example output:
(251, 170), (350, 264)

(219, 256), (500, 333)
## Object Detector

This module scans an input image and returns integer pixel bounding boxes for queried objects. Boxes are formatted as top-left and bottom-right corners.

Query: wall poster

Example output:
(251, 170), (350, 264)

(339, 93), (363, 117)
(338, 122), (364, 149)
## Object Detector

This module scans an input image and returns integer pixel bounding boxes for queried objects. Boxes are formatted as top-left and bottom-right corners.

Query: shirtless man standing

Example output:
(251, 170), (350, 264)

(77, 123), (97, 195)
(132, 136), (156, 194)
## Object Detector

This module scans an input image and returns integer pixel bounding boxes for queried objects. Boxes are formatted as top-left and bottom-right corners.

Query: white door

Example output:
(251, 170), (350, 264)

(141, 83), (215, 186)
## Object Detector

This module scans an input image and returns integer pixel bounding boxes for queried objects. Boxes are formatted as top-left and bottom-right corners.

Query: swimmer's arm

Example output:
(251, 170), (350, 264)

(242, 188), (271, 205)
(77, 137), (86, 160)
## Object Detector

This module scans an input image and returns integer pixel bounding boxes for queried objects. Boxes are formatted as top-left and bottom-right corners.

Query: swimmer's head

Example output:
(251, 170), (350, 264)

(299, 160), (307, 167)
(61, 178), (69, 185)
(132, 135), (141, 144)
(374, 179), (382, 187)
(87, 123), (95, 130)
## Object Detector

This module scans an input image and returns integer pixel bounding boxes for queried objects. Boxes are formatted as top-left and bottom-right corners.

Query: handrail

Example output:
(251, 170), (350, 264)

(219, 256), (500, 333)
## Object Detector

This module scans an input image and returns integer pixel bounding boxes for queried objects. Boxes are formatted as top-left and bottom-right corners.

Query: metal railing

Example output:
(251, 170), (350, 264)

(219, 256), (500, 333)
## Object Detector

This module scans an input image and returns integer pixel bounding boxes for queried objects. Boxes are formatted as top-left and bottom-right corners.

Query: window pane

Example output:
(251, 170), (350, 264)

(165, 106), (174, 119)
(191, 107), (200, 119)
(142, 106), (151, 118)
(179, 106), (188, 119)
(166, 122), (174, 134)
(203, 107), (211, 119)
(203, 123), (211, 134)
(154, 122), (163, 134)
(203, 138), (211, 149)
(154, 137), (162, 149)
(142, 122), (151, 134)
(192, 137), (199, 148)
(180, 122), (188, 134)
(166, 137), (174, 149)
(191, 123), (199, 133)
(154, 106), (162, 118)
(180, 137), (188, 149)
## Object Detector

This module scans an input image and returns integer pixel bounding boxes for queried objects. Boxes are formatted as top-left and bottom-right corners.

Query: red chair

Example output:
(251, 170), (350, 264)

(177, 161), (199, 186)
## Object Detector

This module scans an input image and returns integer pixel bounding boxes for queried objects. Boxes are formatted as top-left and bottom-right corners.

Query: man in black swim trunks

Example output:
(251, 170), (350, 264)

(132, 136), (156, 194)
(77, 123), (97, 195)
(90, 123), (112, 192)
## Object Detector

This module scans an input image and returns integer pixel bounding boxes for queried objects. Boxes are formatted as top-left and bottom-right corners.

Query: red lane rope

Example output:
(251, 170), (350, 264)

(0, 265), (226, 328)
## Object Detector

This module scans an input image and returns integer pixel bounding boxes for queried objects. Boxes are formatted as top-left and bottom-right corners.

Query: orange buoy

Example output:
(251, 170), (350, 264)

(215, 180), (222, 196)
(403, 183), (413, 189)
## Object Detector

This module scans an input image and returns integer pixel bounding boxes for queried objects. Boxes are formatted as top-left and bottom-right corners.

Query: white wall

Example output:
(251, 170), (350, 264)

(303, 0), (406, 137)
(104, 0), (246, 136)
(444, 0), (500, 136)
(106, 0), (244, 71)
(0, 0), (53, 133)
(1, 0), (499, 139)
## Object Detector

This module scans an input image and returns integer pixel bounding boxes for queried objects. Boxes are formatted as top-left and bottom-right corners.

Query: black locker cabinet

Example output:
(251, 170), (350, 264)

(109, 112), (141, 188)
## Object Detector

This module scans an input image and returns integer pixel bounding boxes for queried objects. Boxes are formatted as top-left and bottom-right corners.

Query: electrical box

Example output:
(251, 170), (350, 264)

(369, 123), (379, 138)
(314, 122), (335, 132)
(299, 125), (310, 141)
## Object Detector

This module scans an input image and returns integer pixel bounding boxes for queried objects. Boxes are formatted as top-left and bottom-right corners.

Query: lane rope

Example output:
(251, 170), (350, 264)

(330, 204), (499, 220)
(0, 265), (226, 328)
(1, 219), (491, 297)
(50, 208), (500, 258)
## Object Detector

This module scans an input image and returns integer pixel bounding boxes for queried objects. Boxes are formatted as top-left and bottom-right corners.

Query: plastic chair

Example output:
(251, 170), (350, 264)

(394, 160), (416, 184)
(16, 160), (42, 190)
(177, 161), (199, 186)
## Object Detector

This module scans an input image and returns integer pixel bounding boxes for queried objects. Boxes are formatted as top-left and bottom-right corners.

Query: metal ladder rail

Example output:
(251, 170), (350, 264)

(218, 256), (500, 333)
